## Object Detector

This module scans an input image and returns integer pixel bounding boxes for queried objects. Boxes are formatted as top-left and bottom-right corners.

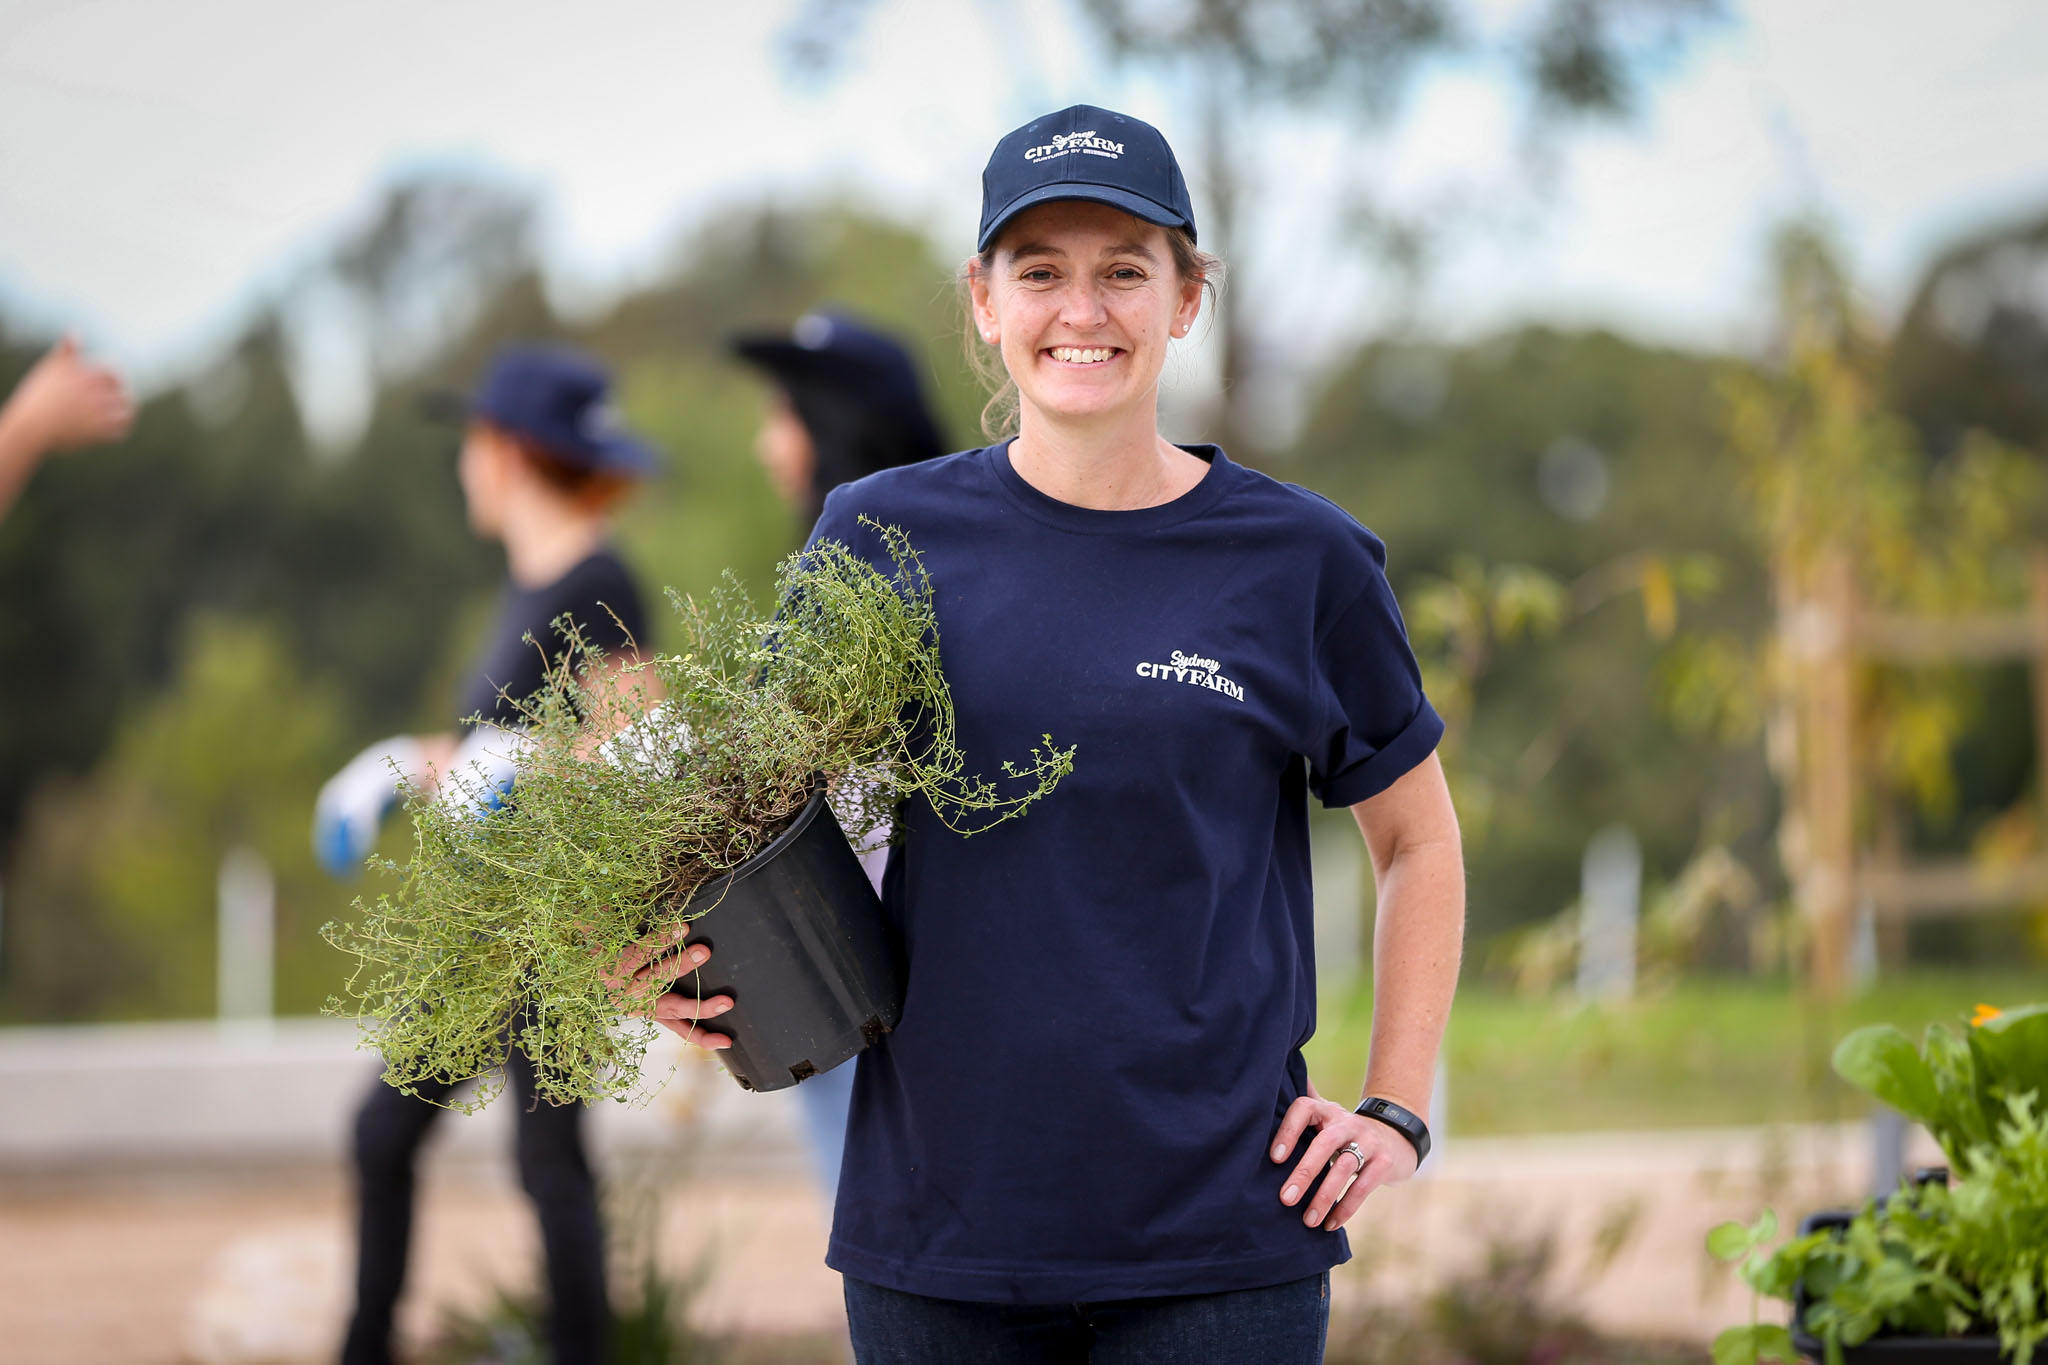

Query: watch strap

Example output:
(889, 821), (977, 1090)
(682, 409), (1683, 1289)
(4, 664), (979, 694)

(1354, 1095), (1431, 1166)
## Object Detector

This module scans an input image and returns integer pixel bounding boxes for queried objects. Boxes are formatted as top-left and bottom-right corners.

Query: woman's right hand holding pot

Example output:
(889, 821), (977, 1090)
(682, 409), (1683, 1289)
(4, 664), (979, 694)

(605, 922), (734, 1050)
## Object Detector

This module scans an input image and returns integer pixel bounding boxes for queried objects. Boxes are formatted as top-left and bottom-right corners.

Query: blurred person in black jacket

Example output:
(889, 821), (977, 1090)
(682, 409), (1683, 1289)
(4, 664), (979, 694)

(314, 345), (658, 1365)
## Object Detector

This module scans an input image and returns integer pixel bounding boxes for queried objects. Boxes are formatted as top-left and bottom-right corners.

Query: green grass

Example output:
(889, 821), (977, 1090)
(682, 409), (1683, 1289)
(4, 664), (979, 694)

(1303, 972), (2045, 1136)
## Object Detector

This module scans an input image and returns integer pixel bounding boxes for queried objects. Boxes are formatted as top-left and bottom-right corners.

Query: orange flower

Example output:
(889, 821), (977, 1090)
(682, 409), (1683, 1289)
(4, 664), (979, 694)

(1971, 1003), (2003, 1028)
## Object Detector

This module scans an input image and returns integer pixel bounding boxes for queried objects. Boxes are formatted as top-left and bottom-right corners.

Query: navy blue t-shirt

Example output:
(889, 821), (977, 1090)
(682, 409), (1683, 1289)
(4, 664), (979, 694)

(809, 440), (1443, 1304)
(456, 547), (646, 728)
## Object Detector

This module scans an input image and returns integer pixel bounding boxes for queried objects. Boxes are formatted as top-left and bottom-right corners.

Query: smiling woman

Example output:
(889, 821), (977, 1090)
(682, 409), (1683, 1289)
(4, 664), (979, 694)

(663, 103), (1466, 1365)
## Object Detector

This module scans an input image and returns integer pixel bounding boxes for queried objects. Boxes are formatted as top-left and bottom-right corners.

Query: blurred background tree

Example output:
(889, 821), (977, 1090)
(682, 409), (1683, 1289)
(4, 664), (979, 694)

(1888, 207), (2048, 461)
(4, 616), (349, 1020)
(784, 0), (1723, 455)
(0, 181), (993, 1020)
(1696, 224), (2048, 989)
(1290, 325), (1755, 944)
(1077, 0), (1721, 454)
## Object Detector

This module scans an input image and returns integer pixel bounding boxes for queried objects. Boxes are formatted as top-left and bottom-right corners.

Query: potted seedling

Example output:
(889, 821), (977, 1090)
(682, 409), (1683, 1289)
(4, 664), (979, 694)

(325, 521), (1074, 1105)
(1709, 1003), (2048, 1364)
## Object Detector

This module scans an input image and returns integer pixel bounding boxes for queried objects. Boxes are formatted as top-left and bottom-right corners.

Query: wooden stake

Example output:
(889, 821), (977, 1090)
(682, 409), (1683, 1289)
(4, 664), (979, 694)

(1806, 552), (1857, 999)
(2030, 549), (2048, 841)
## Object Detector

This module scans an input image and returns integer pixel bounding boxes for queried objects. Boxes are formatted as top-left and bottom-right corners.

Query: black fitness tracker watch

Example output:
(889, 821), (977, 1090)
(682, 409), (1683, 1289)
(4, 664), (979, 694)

(1355, 1096), (1431, 1166)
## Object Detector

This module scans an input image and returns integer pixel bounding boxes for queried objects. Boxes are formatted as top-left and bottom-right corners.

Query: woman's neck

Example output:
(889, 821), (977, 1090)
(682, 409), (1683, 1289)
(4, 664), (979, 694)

(1007, 403), (1210, 511)
(501, 502), (607, 589)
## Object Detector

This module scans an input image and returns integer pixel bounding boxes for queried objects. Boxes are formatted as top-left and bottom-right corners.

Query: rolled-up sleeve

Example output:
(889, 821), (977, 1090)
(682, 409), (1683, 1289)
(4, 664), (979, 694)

(1307, 557), (1444, 809)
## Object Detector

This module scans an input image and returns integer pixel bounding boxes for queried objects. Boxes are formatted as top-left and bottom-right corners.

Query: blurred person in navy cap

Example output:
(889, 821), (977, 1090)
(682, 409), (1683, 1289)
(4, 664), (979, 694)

(730, 310), (946, 529)
(316, 343), (658, 1365)
(727, 309), (946, 1208)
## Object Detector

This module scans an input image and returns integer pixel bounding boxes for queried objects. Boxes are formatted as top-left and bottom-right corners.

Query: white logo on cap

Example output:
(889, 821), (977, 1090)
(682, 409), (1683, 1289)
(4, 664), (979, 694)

(579, 400), (620, 440)
(1024, 129), (1125, 163)
(793, 313), (834, 350)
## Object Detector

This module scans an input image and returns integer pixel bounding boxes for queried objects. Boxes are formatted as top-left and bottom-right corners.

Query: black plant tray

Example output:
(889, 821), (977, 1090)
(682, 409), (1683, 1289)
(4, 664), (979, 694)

(1791, 1211), (2009, 1363)
(665, 786), (903, 1093)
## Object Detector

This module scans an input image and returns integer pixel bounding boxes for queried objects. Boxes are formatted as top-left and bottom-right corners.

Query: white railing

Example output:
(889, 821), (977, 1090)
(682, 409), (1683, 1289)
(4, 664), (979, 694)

(0, 1017), (802, 1173)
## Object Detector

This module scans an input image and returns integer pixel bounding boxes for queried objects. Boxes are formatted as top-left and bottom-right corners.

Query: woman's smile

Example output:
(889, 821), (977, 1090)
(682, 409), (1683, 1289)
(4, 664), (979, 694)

(1042, 345), (1123, 366)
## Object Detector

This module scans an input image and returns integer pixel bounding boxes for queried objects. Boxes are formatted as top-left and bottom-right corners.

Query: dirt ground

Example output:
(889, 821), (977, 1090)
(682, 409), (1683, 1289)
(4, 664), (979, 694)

(0, 1164), (844, 1365)
(0, 1122), (1922, 1365)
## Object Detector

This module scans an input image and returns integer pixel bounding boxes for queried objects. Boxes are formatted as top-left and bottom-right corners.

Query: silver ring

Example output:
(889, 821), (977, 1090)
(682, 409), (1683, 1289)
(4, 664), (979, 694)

(1338, 1141), (1367, 1172)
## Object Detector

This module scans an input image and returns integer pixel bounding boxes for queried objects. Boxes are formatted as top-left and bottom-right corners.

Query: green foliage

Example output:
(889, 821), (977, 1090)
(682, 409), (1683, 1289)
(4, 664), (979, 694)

(1887, 205), (2048, 461)
(1833, 1004), (2048, 1174)
(1707, 1208), (1777, 1263)
(610, 358), (792, 644)
(421, 1176), (715, 1365)
(1712, 281), (2046, 821)
(326, 524), (1074, 1109)
(429, 1256), (714, 1365)
(1310, 974), (2047, 1136)
(1710, 1003), (2048, 1362)
(1406, 557), (1571, 727)
(1286, 328), (1764, 940)
(0, 614), (357, 1021)
(1709, 1324), (1797, 1365)
(1833, 1025), (1963, 1158)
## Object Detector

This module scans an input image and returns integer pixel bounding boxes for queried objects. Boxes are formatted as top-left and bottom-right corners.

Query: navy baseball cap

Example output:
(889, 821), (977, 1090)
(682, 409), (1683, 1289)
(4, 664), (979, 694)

(728, 310), (948, 509)
(977, 104), (1195, 253)
(463, 344), (658, 478)
(729, 311), (928, 410)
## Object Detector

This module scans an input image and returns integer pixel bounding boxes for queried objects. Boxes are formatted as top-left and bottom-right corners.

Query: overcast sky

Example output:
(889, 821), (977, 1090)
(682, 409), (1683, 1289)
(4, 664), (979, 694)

(1, 0), (2044, 397)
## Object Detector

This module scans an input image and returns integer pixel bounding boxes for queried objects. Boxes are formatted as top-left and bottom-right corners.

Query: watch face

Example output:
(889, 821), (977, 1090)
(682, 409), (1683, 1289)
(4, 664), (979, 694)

(1357, 1097), (1427, 1163)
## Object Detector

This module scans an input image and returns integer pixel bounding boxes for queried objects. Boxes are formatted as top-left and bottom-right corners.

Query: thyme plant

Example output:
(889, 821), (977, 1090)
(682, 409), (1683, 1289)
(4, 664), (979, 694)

(324, 521), (1074, 1110)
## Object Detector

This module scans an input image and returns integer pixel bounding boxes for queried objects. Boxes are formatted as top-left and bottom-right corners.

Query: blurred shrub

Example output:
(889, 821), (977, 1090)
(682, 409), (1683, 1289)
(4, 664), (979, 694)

(1284, 328), (1767, 939)
(1329, 1219), (1702, 1365)
(0, 614), (356, 1019)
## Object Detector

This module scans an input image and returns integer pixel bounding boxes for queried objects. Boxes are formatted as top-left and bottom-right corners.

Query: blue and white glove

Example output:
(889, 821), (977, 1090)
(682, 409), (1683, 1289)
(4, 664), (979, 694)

(437, 724), (524, 818)
(313, 736), (426, 879)
(597, 701), (691, 776)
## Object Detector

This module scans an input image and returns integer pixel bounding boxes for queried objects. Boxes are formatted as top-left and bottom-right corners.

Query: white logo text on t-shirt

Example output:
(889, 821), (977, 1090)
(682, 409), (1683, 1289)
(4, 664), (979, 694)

(1135, 649), (1245, 702)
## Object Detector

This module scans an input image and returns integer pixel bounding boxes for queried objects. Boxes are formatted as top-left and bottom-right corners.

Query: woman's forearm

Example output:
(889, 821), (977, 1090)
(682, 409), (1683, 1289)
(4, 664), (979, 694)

(1358, 834), (1465, 1115)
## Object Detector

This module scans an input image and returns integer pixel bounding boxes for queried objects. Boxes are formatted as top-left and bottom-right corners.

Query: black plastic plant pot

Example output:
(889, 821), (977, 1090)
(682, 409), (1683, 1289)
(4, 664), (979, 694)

(663, 787), (903, 1093)
(1791, 1211), (2009, 1363)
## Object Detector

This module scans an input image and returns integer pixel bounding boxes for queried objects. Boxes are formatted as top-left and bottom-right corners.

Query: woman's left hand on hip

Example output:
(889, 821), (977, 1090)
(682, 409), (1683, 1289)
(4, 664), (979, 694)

(1269, 1095), (1418, 1231)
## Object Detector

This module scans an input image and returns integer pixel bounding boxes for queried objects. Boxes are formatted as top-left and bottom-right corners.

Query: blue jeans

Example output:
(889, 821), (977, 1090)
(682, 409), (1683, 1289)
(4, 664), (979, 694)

(842, 1270), (1330, 1364)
